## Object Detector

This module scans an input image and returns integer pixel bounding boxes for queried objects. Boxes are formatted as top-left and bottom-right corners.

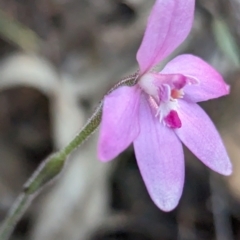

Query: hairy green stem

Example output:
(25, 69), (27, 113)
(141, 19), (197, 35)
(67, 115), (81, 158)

(0, 194), (29, 240)
(0, 101), (103, 240)
(0, 74), (138, 240)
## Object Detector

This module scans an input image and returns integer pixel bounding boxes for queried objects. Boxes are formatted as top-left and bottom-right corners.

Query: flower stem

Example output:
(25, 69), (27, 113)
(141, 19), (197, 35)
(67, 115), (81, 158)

(0, 194), (29, 240)
(0, 101), (103, 240)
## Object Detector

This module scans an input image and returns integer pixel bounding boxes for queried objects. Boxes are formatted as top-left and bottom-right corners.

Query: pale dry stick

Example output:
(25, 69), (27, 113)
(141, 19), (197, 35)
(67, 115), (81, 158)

(0, 74), (138, 240)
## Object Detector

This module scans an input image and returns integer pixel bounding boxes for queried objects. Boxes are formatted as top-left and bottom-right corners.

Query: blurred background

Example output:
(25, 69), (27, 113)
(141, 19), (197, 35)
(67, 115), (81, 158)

(0, 0), (240, 239)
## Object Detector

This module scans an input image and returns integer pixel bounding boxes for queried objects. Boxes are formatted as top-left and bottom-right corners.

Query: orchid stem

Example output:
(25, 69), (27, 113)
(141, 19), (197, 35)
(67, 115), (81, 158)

(0, 194), (29, 240)
(0, 102), (103, 240)
(62, 102), (103, 157)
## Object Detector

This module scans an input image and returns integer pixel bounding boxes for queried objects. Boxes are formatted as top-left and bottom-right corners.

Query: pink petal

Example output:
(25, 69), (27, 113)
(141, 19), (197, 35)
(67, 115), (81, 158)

(175, 100), (232, 175)
(152, 73), (188, 90)
(136, 0), (195, 74)
(161, 54), (230, 102)
(134, 94), (184, 211)
(171, 74), (188, 89)
(98, 86), (141, 161)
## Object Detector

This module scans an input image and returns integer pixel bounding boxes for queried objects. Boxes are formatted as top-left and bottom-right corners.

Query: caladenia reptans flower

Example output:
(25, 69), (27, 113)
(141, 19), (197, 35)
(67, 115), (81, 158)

(97, 0), (232, 211)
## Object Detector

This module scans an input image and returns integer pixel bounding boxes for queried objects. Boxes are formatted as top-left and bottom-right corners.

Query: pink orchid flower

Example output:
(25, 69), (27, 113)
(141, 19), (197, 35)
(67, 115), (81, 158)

(97, 0), (232, 211)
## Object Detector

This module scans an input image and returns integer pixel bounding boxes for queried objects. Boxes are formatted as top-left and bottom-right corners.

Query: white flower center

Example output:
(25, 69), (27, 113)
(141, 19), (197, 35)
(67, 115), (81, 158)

(139, 73), (188, 128)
